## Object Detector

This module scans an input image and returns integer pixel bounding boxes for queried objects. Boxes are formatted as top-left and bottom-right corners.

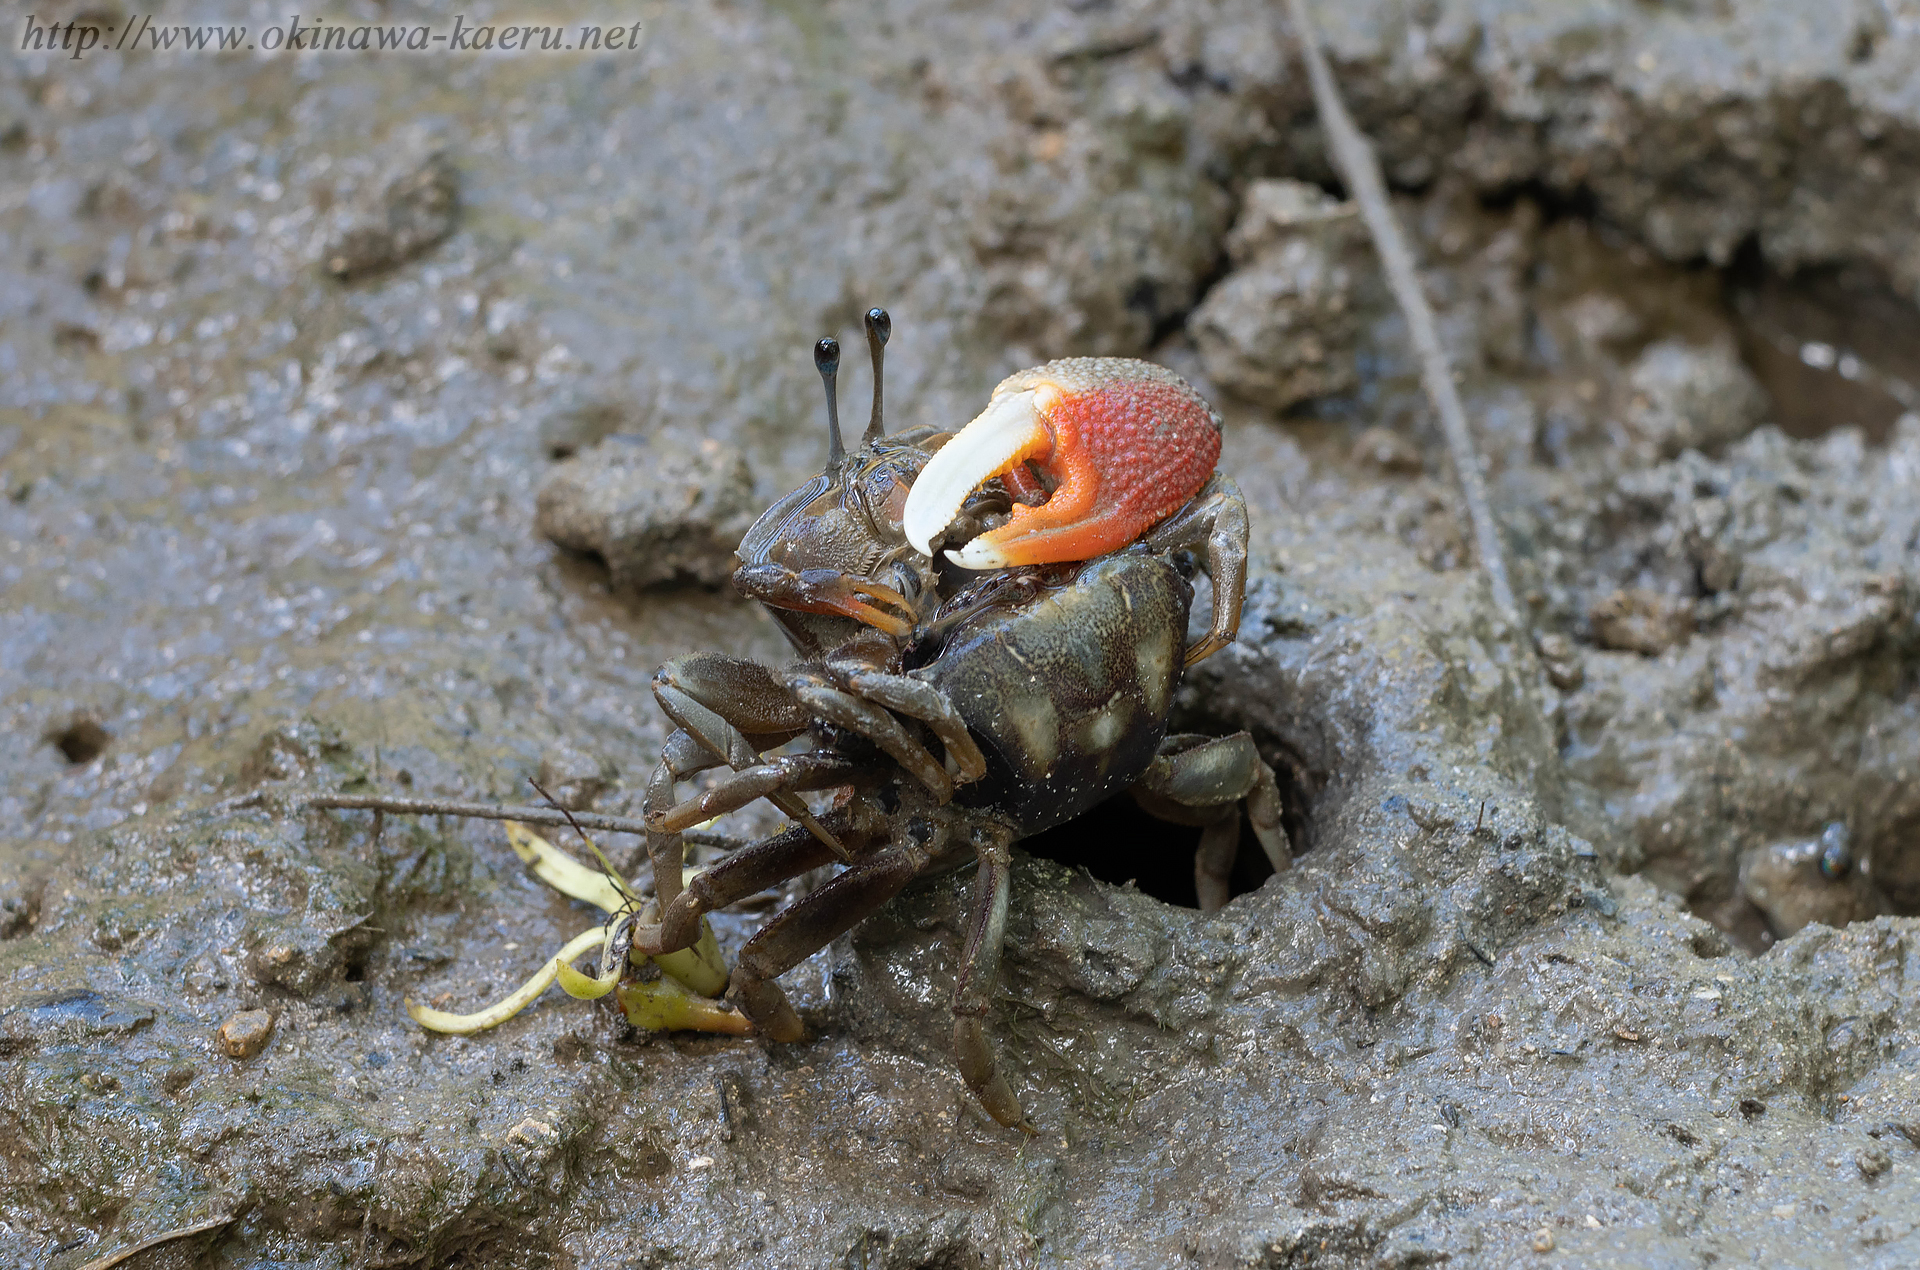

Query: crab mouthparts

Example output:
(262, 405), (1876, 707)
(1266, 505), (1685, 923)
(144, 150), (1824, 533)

(900, 358), (1224, 570)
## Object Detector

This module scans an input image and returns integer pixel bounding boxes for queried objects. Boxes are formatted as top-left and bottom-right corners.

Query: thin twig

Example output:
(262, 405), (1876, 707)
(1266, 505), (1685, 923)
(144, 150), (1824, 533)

(528, 776), (630, 890)
(1284, 0), (1523, 632)
(299, 792), (744, 850)
(74, 1214), (235, 1270)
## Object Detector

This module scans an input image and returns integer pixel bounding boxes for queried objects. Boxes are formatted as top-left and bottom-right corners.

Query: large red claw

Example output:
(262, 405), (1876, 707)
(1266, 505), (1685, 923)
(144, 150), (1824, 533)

(903, 358), (1222, 568)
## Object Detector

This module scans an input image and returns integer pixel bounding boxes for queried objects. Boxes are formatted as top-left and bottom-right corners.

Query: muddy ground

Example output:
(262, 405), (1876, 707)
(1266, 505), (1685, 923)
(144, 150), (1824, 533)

(3, 1), (1919, 1266)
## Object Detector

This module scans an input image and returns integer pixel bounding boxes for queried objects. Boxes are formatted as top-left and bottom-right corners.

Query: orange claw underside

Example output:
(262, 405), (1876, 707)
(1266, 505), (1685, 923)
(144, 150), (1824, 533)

(910, 353), (1221, 568)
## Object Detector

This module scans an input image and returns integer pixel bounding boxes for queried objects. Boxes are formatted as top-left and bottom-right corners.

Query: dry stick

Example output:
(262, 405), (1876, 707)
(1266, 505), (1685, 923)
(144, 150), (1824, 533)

(300, 792), (743, 850)
(1283, 0), (1523, 632)
(74, 1215), (236, 1270)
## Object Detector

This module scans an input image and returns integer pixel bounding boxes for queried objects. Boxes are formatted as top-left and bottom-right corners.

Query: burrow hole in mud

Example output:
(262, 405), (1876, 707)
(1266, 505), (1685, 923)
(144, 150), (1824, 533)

(47, 718), (111, 765)
(1022, 795), (1278, 908)
(1022, 726), (1312, 910)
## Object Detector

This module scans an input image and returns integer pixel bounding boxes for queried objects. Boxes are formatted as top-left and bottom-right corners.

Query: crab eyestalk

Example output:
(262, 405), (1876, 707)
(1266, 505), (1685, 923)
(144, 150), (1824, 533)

(815, 336), (845, 466)
(902, 358), (1223, 568)
(862, 307), (891, 446)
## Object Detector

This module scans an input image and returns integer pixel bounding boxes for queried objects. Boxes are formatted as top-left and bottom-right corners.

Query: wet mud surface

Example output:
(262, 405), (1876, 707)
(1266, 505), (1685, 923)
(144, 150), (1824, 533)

(3, 2), (1919, 1266)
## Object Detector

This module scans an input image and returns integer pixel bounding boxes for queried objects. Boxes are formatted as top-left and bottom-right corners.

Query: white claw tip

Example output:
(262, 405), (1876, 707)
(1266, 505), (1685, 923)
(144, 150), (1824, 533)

(944, 542), (1012, 570)
(902, 390), (1043, 557)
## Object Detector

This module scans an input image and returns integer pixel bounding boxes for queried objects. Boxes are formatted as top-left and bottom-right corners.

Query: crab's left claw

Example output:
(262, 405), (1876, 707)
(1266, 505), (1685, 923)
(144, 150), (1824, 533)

(903, 358), (1222, 568)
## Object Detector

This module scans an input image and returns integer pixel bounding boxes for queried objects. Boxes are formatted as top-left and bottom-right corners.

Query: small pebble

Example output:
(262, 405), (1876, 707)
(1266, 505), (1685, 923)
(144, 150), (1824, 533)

(1858, 1146), (1892, 1178)
(1531, 1228), (1555, 1253)
(507, 1118), (557, 1149)
(1351, 425), (1425, 474)
(1533, 632), (1585, 691)
(218, 1009), (275, 1059)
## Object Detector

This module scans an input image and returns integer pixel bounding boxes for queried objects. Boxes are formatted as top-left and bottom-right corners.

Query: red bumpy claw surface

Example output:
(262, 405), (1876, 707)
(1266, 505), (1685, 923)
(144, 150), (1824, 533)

(902, 358), (1223, 568)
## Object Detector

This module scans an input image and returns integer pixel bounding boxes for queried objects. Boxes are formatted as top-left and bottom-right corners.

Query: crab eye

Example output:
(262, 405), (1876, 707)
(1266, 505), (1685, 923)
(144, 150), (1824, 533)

(877, 487), (911, 542)
(814, 336), (845, 467)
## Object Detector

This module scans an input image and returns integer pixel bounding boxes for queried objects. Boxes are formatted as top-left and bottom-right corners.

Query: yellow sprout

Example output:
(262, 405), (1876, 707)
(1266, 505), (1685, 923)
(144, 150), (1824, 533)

(407, 821), (740, 1036)
(408, 927), (610, 1035)
(505, 820), (634, 911)
(617, 974), (751, 1035)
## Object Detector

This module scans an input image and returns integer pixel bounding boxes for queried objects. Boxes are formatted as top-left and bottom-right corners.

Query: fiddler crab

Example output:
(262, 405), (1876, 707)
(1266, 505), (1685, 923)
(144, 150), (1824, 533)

(413, 310), (1289, 1130)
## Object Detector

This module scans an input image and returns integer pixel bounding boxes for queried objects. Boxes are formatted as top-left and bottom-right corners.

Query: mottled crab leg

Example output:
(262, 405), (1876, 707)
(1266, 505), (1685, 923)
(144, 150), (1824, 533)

(951, 820), (1030, 1130)
(646, 752), (870, 834)
(651, 657), (849, 879)
(903, 358), (1223, 569)
(1136, 474), (1250, 665)
(725, 823), (941, 1043)
(650, 821), (846, 952)
(1130, 732), (1290, 913)
(824, 661), (989, 784)
(785, 673), (954, 803)
(1191, 820), (1244, 917)
(644, 730), (727, 910)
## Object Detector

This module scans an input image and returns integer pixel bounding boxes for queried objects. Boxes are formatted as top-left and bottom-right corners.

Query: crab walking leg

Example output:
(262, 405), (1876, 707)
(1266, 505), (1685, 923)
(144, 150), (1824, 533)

(825, 662), (990, 785)
(1131, 732), (1292, 912)
(654, 652), (814, 741)
(630, 813), (870, 960)
(1191, 820), (1244, 915)
(726, 826), (940, 1043)
(787, 675), (954, 802)
(658, 727), (726, 776)
(951, 823), (1029, 1130)
(643, 822), (846, 953)
(1244, 762), (1288, 874)
(646, 752), (869, 834)
(1138, 474), (1250, 665)
(643, 730), (729, 909)
(652, 669), (847, 866)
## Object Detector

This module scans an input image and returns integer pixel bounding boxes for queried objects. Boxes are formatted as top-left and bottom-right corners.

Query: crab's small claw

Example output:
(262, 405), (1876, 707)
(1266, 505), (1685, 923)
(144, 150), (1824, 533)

(903, 358), (1222, 568)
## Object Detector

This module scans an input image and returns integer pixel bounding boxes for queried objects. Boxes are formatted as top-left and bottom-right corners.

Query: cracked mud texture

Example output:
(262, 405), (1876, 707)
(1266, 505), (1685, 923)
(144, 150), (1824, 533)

(3, 1), (1919, 1266)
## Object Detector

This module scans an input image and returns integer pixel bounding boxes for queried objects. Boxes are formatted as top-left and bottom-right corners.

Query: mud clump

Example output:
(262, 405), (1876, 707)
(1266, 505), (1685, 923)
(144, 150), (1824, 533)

(217, 1008), (276, 1059)
(535, 431), (757, 591)
(1188, 180), (1364, 411)
(1623, 336), (1769, 459)
(1741, 824), (1889, 939)
(1586, 586), (1695, 656)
